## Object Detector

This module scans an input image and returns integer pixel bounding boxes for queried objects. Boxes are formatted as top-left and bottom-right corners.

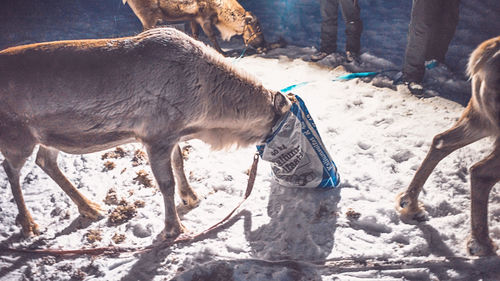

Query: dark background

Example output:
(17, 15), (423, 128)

(0, 0), (499, 73)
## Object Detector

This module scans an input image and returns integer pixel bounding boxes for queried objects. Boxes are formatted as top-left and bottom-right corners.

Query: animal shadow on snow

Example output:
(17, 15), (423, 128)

(172, 182), (339, 281)
(119, 232), (174, 281)
(416, 223), (500, 279)
(244, 182), (341, 262)
(120, 210), (245, 281)
(0, 233), (49, 277)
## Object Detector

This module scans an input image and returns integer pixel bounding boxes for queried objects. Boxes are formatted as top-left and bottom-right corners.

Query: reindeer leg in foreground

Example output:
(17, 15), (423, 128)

(146, 141), (186, 238)
(467, 139), (500, 256)
(397, 110), (488, 221)
(2, 145), (38, 236)
(35, 146), (102, 220)
(172, 144), (199, 207)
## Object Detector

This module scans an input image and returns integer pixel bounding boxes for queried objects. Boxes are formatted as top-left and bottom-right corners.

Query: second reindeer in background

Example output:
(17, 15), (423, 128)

(123, 0), (267, 54)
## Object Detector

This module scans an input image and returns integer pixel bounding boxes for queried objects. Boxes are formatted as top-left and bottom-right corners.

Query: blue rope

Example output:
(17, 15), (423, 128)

(232, 47), (247, 63)
(280, 81), (311, 93)
(280, 69), (400, 93)
(333, 71), (379, 81)
(231, 48), (439, 92)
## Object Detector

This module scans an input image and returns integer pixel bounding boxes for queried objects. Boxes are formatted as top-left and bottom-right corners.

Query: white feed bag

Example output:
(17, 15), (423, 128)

(257, 94), (340, 188)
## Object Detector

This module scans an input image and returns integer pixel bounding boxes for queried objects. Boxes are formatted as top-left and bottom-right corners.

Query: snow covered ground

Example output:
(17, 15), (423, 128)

(1, 1), (500, 280)
(1, 42), (500, 280)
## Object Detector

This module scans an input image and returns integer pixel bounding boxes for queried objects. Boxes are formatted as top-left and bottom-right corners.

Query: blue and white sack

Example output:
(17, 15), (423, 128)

(257, 94), (340, 188)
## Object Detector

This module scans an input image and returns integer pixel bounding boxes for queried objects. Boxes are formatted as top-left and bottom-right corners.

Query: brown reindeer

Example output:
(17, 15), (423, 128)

(396, 36), (500, 256)
(0, 27), (291, 238)
(123, 0), (266, 54)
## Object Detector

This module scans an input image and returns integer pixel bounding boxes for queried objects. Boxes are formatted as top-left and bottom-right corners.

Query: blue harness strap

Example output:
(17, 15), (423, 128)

(232, 47), (248, 63)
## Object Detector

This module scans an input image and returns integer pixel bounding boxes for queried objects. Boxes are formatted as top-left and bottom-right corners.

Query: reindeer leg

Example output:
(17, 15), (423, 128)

(467, 139), (500, 256)
(146, 140), (186, 238)
(172, 144), (199, 207)
(1, 123), (39, 237)
(397, 110), (488, 221)
(190, 21), (200, 40)
(200, 20), (225, 55)
(2, 145), (38, 237)
(35, 146), (102, 220)
(128, 0), (163, 30)
(141, 14), (163, 30)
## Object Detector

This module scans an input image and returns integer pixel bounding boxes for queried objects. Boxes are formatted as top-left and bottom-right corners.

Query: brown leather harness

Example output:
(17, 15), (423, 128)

(243, 22), (262, 47)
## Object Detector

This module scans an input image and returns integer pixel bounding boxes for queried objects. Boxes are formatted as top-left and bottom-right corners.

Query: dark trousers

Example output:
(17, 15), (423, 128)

(319, 0), (363, 54)
(403, 0), (460, 82)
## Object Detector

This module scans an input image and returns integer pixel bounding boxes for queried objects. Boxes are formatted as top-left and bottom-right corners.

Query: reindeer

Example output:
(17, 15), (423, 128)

(123, 0), (266, 54)
(396, 36), (500, 256)
(0, 27), (291, 238)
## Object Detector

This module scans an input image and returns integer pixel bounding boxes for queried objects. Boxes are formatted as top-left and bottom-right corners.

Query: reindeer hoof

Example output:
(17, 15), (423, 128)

(396, 191), (412, 209)
(16, 214), (40, 237)
(79, 201), (104, 220)
(162, 222), (187, 239)
(467, 236), (498, 256)
(181, 190), (200, 208)
(22, 224), (40, 237)
(400, 208), (429, 223)
(395, 192), (428, 223)
(413, 211), (429, 222)
(256, 47), (266, 54)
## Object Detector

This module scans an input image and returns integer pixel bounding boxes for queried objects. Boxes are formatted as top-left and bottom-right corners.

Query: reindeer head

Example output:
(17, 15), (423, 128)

(243, 11), (266, 50)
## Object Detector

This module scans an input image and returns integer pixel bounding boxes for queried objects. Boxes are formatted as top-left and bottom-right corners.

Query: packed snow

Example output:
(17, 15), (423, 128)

(1, 1), (500, 280)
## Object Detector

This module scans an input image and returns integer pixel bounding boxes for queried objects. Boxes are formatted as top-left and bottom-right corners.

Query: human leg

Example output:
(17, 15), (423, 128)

(319, 0), (339, 53)
(339, 0), (362, 55)
(425, 0), (460, 62)
(403, 0), (440, 83)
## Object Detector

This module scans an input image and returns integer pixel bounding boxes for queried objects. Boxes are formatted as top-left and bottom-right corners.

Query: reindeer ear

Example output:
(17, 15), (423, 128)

(273, 91), (291, 115)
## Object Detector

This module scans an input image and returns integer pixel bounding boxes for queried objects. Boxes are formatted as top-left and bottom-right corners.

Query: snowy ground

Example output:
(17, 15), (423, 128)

(1, 41), (500, 280)
(1, 1), (500, 279)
